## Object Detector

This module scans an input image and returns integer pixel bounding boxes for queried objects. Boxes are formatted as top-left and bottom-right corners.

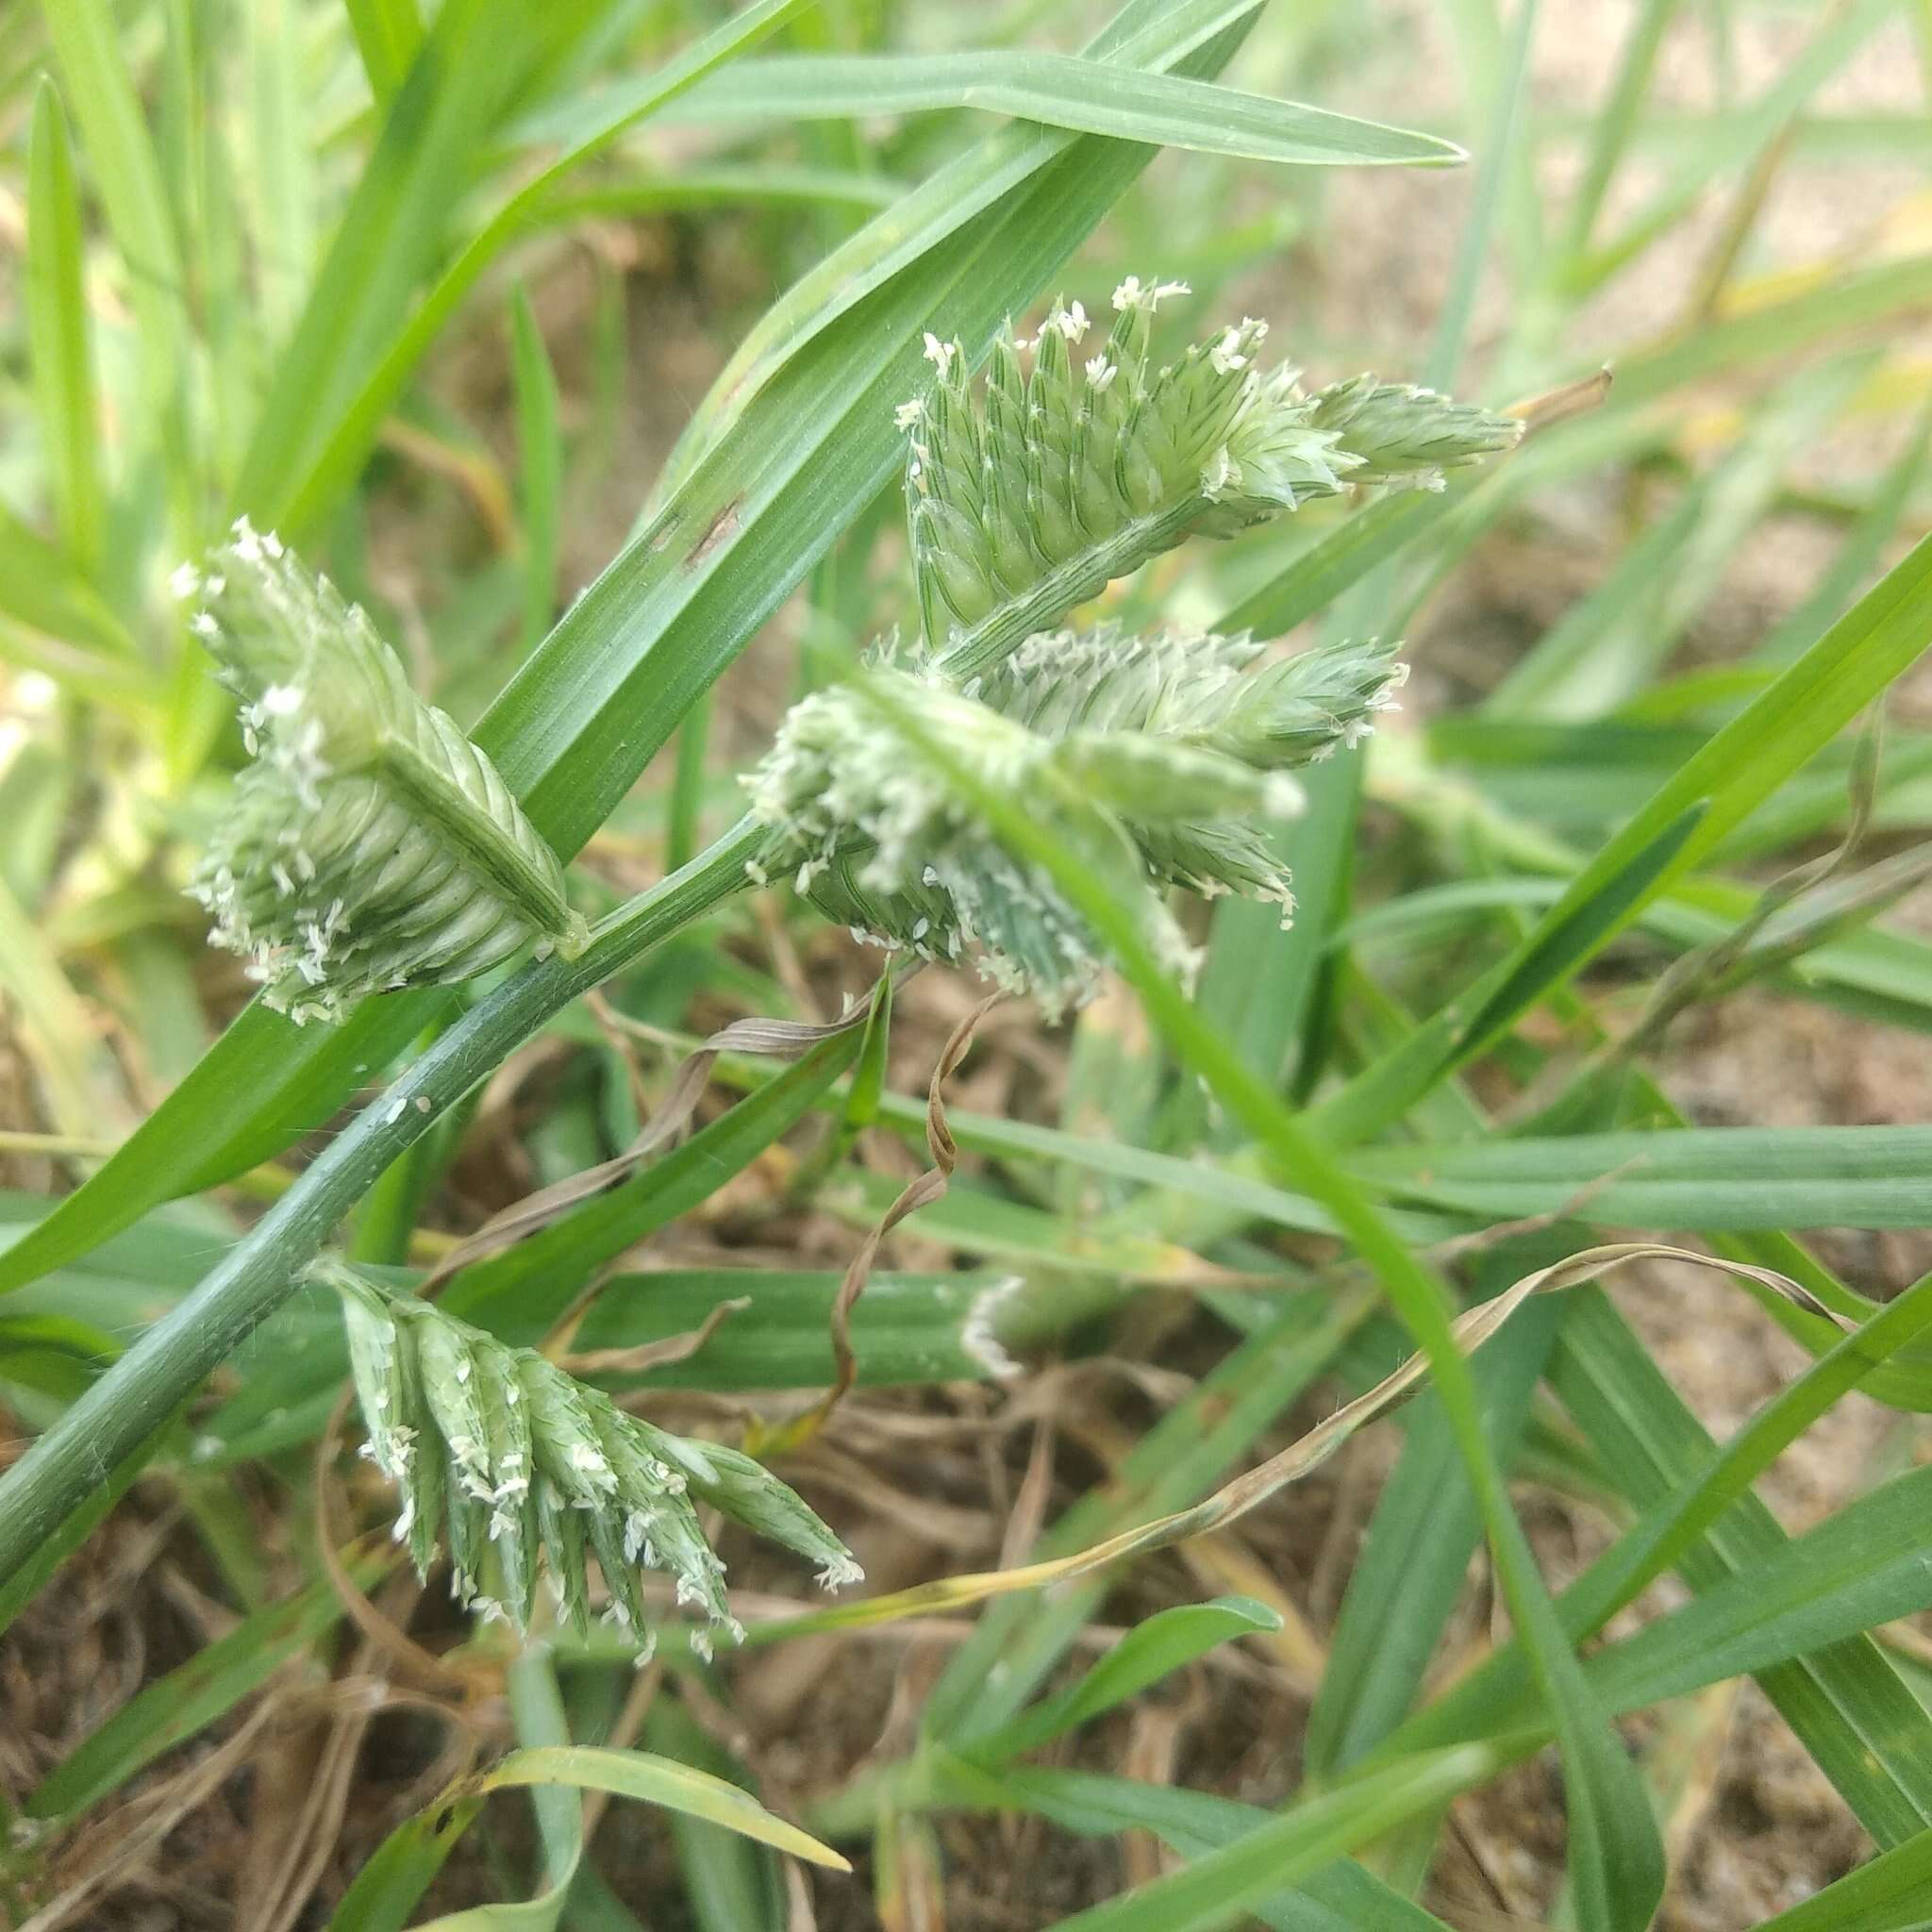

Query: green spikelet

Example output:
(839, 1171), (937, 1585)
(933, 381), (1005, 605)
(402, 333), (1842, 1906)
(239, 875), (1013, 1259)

(745, 665), (1202, 1011)
(975, 626), (1407, 773)
(900, 280), (1517, 676)
(178, 522), (586, 1024)
(322, 1261), (860, 1652)
(745, 625), (1409, 998)
(989, 625), (1407, 906)
(1306, 374), (1523, 486)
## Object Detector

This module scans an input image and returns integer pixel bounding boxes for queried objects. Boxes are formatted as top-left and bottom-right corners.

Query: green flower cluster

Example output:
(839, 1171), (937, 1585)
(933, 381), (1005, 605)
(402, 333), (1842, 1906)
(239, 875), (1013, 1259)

(325, 1263), (860, 1654)
(180, 523), (584, 1024)
(747, 280), (1515, 1008)
(902, 276), (1517, 675)
(745, 629), (1405, 1011)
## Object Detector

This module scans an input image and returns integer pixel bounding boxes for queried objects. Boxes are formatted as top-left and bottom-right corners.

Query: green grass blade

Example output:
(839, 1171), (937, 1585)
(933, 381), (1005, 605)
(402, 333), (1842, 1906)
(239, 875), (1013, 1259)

(1446, 802), (1705, 1058)
(1032, 1744), (1509, 1932)
(1215, 491), (1453, 640)
(470, 1746), (849, 1870)
(1557, 0), (1675, 258)
(1423, 0), (1536, 390)
(324, 1796), (484, 1932)
(1352, 1124), (1932, 1231)
(25, 78), (105, 575)
(0, 1410), (185, 1641)
(1486, 490), (1707, 716)
(560, 1266), (1028, 1391)
(242, 0), (317, 345)
(538, 166), (908, 219)
(263, 0), (810, 531)
(0, 996), (441, 1298)
(510, 284), (562, 649)
(38, 0), (188, 419)
(1755, 1825), (1932, 1932)
(0, 502), (131, 658)
(634, 49), (1463, 166)
(968, 1767), (1457, 1931)
(1565, 0), (1890, 297)
(1305, 1289), (1562, 1775)
(1491, 359), (1869, 718)
(1320, 528), (1932, 1141)
(1188, 757), (1361, 1117)
(643, 1701), (786, 1932)
(1581, 1461), (1932, 1718)
(1547, 1291), (1932, 1843)
(234, 0), (566, 523)
(1607, 253), (1932, 409)
(342, 0), (424, 107)
(0, 870), (123, 1141)
(1754, 403), (1932, 670)
(974, 1598), (1283, 1761)
(1307, 803), (1703, 1146)
(1374, 1269), (1932, 1727)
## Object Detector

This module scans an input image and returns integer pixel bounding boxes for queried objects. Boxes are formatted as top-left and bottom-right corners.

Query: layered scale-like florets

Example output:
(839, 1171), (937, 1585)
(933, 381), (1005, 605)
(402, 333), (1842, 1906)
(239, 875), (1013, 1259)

(745, 663), (1174, 1009)
(180, 522), (585, 1024)
(903, 277), (1519, 675)
(325, 1263), (860, 1653)
(745, 628), (1408, 1011)
(744, 280), (1517, 1006)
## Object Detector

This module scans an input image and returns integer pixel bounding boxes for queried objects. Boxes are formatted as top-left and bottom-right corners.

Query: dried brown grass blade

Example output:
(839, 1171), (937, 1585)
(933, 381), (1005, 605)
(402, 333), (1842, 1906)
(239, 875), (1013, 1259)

(773, 1242), (1844, 1634)
(1508, 366), (1612, 431)
(560, 1295), (752, 1375)
(758, 994), (1006, 1453)
(419, 1004), (874, 1295)
(19, 1699), (279, 1932)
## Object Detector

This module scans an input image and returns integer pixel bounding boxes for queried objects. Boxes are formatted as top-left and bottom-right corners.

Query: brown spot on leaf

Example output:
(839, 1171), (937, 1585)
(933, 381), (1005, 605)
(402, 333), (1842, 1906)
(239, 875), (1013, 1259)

(684, 497), (742, 569)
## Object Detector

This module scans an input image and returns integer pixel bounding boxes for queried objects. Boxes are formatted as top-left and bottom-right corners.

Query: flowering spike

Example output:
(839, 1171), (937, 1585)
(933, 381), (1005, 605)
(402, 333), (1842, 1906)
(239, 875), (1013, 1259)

(896, 284), (1516, 676)
(745, 670), (1199, 1011)
(321, 1261), (860, 1650)
(982, 626), (1407, 773)
(745, 627), (1404, 999)
(1306, 375), (1523, 487)
(181, 524), (587, 1024)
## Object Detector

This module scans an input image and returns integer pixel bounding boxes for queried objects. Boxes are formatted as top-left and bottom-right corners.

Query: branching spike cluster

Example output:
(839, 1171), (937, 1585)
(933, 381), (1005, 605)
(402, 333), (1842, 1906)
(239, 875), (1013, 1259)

(741, 281), (1524, 1007)
(179, 522), (586, 1024)
(745, 666), (1197, 1010)
(745, 628), (1408, 1009)
(902, 277), (1519, 674)
(325, 1262), (861, 1651)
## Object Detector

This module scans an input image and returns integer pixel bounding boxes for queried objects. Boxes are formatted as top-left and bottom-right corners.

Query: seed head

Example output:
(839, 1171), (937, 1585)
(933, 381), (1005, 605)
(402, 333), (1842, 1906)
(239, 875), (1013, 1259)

(745, 628), (1407, 999)
(180, 523), (585, 1023)
(1306, 374), (1524, 488)
(324, 1261), (859, 1647)
(897, 282), (1517, 677)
